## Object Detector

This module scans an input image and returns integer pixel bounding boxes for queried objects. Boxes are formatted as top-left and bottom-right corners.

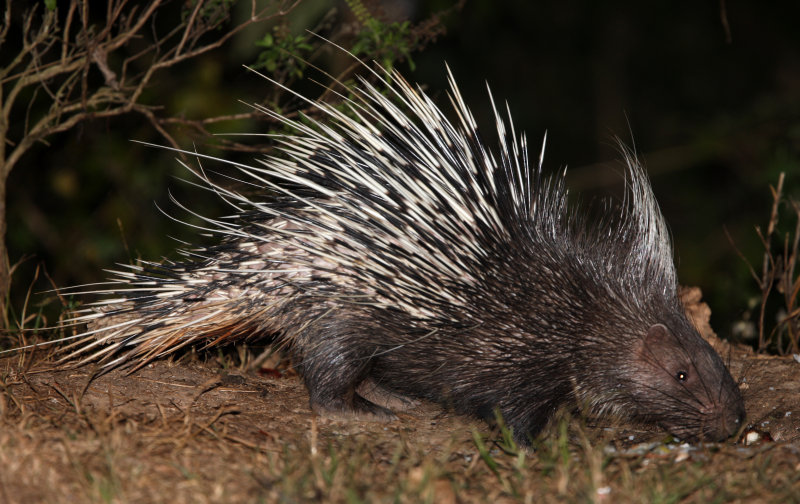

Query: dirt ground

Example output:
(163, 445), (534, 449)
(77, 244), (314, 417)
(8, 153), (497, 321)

(0, 290), (799, 503)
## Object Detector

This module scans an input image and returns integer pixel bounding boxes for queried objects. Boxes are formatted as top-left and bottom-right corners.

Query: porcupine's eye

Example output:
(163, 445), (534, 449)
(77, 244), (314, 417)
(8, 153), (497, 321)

(675, 370), (688, 382)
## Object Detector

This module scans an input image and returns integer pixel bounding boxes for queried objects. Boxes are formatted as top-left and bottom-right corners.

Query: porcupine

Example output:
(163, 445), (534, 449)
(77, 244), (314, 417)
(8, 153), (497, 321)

(44, 63), (744, 446)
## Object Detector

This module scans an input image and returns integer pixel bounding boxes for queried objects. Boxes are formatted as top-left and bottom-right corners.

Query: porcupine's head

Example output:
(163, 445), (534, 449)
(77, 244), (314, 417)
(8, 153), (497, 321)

(559, 152), (746, 442)
(567, 286), (747, 442)
(625, 313), (745, 441)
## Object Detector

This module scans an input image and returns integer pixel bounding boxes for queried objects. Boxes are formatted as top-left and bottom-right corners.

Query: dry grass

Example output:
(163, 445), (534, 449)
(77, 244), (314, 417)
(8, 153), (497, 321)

(731, 172), (800, 354)
(0, 349), (798, 504)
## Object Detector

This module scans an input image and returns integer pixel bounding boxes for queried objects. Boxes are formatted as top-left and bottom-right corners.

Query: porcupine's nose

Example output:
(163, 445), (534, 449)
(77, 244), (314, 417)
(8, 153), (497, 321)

(721, 399), (746, 439)
(707, 391), (745, 441)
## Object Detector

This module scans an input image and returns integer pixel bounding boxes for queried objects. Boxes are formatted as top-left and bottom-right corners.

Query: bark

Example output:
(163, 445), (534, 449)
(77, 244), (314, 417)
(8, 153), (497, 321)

(0, 168), (6, 330)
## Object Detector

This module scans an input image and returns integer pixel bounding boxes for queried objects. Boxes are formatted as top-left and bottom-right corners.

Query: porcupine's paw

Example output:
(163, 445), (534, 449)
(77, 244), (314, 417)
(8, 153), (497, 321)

(310, 393), (399, 422)
(499, 403), (558, 447)
(357, 379), (419, 412)
(302, 356), (399, 422)
(298, 315), (405, 422)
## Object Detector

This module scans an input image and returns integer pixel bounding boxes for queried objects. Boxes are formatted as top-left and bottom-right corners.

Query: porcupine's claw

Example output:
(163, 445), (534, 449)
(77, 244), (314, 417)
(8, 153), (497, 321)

(357, 379), (419, 412)
(310, 394), (398, 423)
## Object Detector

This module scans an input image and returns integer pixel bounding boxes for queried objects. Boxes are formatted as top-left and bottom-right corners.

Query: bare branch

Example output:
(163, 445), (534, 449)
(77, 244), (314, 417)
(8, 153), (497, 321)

(1, 0), (303, 177)
(0, 0), (12, 50)
(176, 0), (204, 57)
(61, 1), (78, 63)
(137, 105), (182, 152)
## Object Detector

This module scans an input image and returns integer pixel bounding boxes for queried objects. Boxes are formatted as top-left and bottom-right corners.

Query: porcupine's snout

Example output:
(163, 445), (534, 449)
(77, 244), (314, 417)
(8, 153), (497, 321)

(700, 373), (746, 441)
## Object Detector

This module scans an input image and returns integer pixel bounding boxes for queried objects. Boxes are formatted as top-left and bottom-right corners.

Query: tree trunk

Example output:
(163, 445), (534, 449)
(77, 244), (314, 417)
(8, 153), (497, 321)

(0, 170), (7, 330)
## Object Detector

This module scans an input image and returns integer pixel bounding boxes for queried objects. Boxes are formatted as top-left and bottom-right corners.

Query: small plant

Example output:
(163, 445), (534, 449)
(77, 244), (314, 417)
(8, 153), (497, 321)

(351, 18), (417, 72)
(254, 28), (314, 80)
(345, 0), (459, 72)
(733, 172), (800, 354)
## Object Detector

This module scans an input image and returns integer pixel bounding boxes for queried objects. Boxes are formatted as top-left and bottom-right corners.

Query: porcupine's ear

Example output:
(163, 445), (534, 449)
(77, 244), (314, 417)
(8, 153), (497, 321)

(644, 324), (670, 345)
(638, 324), (675, 362)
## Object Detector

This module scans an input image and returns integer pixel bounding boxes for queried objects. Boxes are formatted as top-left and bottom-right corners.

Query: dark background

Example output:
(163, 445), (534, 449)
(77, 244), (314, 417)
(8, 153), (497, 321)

(7, 0), (800, 341)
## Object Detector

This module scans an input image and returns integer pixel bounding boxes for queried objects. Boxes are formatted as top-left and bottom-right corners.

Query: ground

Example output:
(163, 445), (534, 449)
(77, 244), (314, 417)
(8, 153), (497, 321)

(0, 291), (799, 503)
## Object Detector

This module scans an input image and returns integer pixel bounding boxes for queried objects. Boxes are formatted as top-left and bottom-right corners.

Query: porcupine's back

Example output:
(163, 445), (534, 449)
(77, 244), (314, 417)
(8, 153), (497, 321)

(54, 65), (744, 444)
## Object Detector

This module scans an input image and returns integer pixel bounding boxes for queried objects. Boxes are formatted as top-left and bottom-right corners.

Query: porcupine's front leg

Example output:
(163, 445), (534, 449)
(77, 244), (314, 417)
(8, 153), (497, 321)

(508, 392), (579, 446)
(295, 315), (399, 422)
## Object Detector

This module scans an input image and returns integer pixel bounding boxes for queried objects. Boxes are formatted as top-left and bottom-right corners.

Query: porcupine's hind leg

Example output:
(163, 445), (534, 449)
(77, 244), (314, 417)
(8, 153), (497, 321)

(294, 313), (399, 422)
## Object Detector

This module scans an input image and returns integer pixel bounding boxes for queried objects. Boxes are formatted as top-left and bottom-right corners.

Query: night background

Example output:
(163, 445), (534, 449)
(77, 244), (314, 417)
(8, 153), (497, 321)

(6, 0), (800, 345)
